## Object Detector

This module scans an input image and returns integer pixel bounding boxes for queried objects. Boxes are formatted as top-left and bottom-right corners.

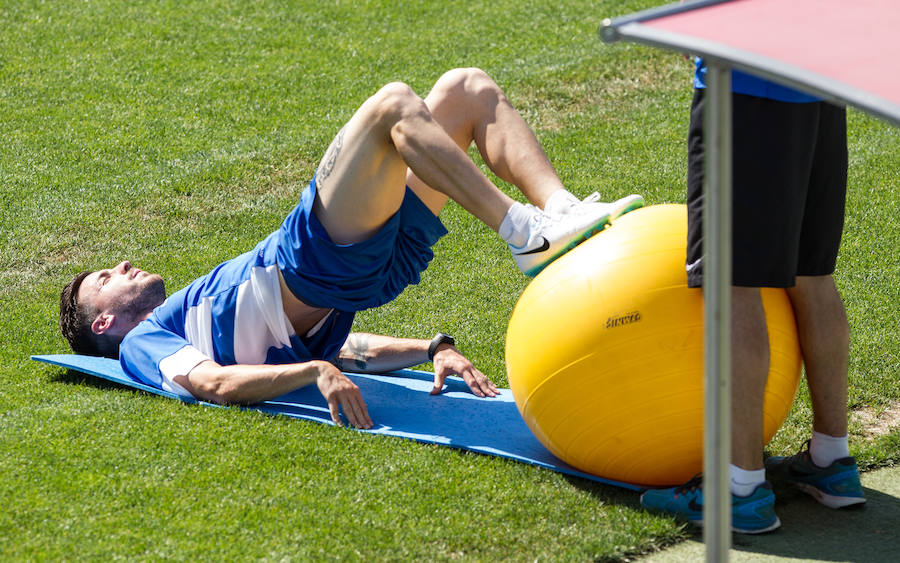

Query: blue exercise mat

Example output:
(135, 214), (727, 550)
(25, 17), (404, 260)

(31, 354), (641, 491)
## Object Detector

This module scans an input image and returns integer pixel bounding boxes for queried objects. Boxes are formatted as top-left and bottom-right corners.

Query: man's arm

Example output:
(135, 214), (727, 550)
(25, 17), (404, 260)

(174, 359), (373, 428)
(332, 332), (499, 397)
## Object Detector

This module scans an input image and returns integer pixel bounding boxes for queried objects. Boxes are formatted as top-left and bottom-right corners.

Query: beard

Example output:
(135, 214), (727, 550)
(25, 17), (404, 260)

(116, 274), (167, 321)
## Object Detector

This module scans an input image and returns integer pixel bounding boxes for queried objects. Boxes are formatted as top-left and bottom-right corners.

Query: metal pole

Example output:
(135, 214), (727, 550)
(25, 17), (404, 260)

(703, 61), (732, 562)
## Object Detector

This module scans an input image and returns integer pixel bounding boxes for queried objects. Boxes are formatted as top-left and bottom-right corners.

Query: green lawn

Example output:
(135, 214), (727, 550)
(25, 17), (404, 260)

(1, 0), (897, 560)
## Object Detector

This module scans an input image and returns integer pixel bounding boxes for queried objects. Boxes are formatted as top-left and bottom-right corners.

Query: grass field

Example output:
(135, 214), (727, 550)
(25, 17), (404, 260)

(1, 0), (898, 560)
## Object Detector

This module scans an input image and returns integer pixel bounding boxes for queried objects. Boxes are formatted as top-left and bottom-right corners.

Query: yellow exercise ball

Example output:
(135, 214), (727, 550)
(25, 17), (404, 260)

(505, 204), (802, 487)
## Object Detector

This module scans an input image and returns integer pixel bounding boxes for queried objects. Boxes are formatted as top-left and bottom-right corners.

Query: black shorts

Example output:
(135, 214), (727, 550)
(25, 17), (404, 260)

(686, 89), (848, 288)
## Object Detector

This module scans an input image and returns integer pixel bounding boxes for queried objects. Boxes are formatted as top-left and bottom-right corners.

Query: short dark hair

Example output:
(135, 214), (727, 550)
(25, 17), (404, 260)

(59, 271), (120, 359)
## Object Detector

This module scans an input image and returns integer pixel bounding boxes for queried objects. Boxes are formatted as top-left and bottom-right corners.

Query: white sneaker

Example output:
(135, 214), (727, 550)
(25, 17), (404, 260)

(510, 204), (618, 277)
(552, 192), (644, 222)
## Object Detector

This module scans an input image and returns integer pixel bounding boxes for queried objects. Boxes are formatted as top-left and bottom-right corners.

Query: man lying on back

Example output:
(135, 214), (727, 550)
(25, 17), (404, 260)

(59, 68), (643, 428)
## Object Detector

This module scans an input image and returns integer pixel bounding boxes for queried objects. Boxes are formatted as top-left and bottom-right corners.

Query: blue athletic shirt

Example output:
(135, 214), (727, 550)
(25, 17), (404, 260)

(119, 231), (355, 398)
(694, 58), (820, 103)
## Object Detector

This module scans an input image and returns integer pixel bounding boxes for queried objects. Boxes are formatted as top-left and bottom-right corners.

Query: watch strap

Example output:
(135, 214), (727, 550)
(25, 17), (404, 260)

(428, 333), (455, 360)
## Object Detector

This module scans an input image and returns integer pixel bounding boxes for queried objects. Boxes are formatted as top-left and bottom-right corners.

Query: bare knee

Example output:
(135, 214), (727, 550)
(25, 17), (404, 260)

(789, 274), (839, 299)
(788, 275), (845, 313)
(788, 275), (849, 342)
(366, 81), (429, 129)
(432, 67), (504, 103)
(732, 286), (764, 312)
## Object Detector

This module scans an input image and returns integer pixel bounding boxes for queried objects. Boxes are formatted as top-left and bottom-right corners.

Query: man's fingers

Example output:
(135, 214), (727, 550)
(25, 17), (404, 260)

(430, 372), (446, 395)
(332, 384), (372, 429)
(464, 369), (499, 398)
(330, 395), (373, 429)
(345, 394), (373, 429)
(465, 374), (486, 397)
(433, 362), (499, 398)
(476, 380), (499, 397)
(328, 400), (343, 426)
(321, 373), (373, 428)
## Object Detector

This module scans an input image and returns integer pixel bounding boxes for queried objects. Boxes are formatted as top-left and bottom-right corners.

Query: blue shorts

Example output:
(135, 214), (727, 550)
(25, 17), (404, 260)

(275, 177), (448, 311)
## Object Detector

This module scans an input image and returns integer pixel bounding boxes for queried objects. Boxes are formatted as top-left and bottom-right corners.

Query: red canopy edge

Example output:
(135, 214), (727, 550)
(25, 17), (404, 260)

(602, 0), (900, 126)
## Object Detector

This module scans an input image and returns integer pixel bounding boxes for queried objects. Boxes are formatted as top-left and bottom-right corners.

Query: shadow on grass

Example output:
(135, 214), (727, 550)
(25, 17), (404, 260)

(730, 482), (900, 562)
(564, 473), (644, 507)
(52, 367), (143, 394)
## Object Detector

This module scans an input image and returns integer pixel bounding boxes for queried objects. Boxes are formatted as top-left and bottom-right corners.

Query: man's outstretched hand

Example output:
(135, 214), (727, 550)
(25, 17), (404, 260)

(430, 346), (499, 398)
(316, 364), (373, 428)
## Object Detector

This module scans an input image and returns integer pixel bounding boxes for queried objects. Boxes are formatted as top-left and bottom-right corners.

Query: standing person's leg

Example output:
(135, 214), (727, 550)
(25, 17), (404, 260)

(764, 103), (864, 508)
(787, 275), (849, 441)
(789, 101), (852, 447)
(686, 90), (785, 489)
(717, 94), (817, 492)
(768, 274), (864, 508)
(731, 287), (769, 473)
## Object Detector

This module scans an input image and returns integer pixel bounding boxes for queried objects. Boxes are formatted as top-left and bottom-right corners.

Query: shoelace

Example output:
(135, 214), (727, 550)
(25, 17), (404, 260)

(793, 438), (813, 461)
(559, 192), (607, 216)
(526, 204), (560, 230)
(674, 473), (704, 497)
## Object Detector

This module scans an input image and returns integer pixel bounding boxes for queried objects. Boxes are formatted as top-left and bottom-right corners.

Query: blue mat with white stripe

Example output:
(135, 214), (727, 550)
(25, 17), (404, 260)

(31, 354), (641, 491)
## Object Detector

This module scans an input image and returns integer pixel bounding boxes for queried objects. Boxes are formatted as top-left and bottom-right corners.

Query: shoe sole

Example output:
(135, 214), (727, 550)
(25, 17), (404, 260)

(522, 214), (612, 277)
(522, 195), (646, 277)
(609, 194), (645, 221)
(794, 482), (867, 509)
(641, 497), (782, 535)
(732, 516), (782, 534)
(660, 514), (782, 535)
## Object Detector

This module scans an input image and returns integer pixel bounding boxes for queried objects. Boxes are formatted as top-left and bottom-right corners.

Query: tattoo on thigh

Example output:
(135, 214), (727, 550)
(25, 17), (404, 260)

(347, 333), (370, 371)
(315, 126), (346, 187)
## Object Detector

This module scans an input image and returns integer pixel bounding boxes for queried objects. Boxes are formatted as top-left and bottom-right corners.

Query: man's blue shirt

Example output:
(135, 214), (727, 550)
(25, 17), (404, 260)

(694, 58), (820, 103)
(119, 231), (354, 397)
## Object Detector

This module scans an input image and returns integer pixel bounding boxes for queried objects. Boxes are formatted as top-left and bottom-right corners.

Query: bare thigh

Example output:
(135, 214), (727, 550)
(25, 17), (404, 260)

(312, 86), (412, 245)
(405, 71), (482, 214)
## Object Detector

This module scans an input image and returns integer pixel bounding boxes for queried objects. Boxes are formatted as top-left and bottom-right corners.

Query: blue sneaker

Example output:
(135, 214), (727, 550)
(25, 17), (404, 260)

(765, 441), (866, 509)
(640, 475), (781, 534)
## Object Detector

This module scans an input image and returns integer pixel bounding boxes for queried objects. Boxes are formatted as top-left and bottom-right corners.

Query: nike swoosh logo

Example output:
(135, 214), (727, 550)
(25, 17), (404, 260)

(513, 237), (550, 255)
(685, 258), (702, 272)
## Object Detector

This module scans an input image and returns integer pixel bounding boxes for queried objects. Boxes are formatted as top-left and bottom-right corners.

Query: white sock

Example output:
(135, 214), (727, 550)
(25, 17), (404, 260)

(543, 189), (579, 215)
(810, 431), (850, 468)
(498, 202), (536, 248)
(730, 465), (765, 497)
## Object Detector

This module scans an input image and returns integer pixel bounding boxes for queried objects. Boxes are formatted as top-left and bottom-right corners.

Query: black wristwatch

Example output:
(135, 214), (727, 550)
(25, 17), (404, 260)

(428, 332), (455, 361)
